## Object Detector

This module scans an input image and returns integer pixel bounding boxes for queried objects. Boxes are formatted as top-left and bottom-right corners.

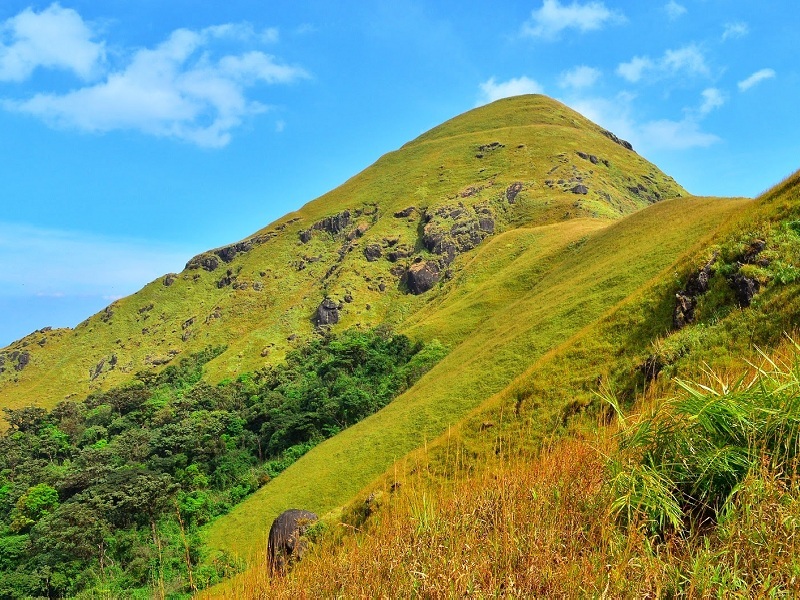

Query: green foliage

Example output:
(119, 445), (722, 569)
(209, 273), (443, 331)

(609, 343), (800, 536)
(0, 331), (439, 597)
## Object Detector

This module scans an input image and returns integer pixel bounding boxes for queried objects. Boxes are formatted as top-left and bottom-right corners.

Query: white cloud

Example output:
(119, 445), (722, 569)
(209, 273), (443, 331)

(617, 44), (708, 83)
(738, 68), (775, 92)
(2, 24), (308, 147)
(521, 0), (623, 40)
(559, 65), (601, 89)
(722, 22), (749, 41)
(639, 119), (719, 150)
(261, 27), (280, 43)
(0, 222), (191, 297)
(478, 76), (544, 105)
(567, 93), (720, 152)
(662, 45), (709, 76)
(0, 3), (105, 81)
(699, 87), (725, 115)
(665, 1), (687, 20)
(616, 56), (654, 83)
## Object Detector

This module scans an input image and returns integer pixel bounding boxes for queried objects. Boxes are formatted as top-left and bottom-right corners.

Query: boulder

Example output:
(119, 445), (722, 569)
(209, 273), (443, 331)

(407, 261), (440, 295)
(364, 244), (383, 262)
(163, 274), (177, 287)
(729, 273), (760, 307)
(571, 184), (589, 195)
(316, 298), (340, 325)
(185, 253), (219, 272)
(268, 509), (318, 575)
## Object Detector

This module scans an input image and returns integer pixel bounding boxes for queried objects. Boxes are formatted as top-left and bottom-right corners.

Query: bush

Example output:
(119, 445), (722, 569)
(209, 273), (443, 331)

(608, 340), (800, 535)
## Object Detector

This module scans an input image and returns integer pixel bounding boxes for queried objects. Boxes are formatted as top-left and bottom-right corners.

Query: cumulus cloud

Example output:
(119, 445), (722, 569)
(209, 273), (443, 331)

(616, 56), (654, 83)
(722, 22), (749, 41)
(0, 3), (105, 81)
(521, 0), (623, 40)
(738, 68), (775, 92)
(617, 44), (709, 83)
(567, 93), (720, 152)
(0, 7), (307, 147)
(664, 1), (687, 20)
(478, 76), (544, 105)
(558, 65), (601, 89)
(699, 87), (725, 115)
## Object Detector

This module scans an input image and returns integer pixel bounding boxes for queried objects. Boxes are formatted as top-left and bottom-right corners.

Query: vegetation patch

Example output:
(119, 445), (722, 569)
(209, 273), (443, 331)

(0, 329), (442, 597)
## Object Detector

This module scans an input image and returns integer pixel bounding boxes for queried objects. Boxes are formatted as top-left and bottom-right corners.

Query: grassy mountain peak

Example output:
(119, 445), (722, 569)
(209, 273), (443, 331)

(0, 95), (685, 414)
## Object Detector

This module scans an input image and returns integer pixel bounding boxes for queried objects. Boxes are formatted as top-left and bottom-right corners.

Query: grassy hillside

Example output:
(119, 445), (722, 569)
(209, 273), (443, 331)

(208, 171), (800, 597)
(0, 95), (685, 416)
(205, 194), (748, 560)
(11, 94), (795, 596)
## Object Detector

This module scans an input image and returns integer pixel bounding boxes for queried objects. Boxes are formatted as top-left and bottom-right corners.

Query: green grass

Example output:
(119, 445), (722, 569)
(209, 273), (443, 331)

(0, 95), (686, 417)
(204, 195), (747, 559)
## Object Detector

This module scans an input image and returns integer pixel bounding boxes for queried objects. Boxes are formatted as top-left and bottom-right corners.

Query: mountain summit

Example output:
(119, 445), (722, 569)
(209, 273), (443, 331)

(0, 95), (686, 411)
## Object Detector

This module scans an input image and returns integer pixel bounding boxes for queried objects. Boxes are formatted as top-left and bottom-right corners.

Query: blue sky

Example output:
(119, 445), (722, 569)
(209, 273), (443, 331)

(0, 0), (797, 346)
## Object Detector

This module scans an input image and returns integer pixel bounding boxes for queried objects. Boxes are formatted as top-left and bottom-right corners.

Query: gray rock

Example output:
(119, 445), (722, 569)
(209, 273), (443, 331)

(571, 184), (589, 195)
(393, 206), (416, 218)
(185, 253), (220, 272)
(600, 129), (634, 151)
(729, 273), (760, 307)
(364, 243), (383, 262)
(505, 182), (523, 203)
(268, 509), (318, 575)
(316, 298), (340, 325)
(407, 261), (440, 294)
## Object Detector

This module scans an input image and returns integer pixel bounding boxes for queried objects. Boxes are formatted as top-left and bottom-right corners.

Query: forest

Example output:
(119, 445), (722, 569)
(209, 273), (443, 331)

(0, 327), (444, 597)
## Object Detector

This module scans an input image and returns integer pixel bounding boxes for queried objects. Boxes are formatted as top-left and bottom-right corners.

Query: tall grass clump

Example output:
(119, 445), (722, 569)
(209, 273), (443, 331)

(609, 339), (800, 536)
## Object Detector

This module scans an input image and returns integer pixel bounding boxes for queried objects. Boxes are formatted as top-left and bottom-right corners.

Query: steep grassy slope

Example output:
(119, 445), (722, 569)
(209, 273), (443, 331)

(205, 194), (749, 559)
(208, 170), (799, 596)
(0, 95), (685, 416)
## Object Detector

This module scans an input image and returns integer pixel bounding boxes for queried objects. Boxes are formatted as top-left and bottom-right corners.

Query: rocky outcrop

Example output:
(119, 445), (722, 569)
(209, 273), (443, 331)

(600, 129), (634, 151)
(505, 182), (523, 203)
(163, 274), (177, 286)
(730, 273), (760, 307)
(571, 184), (589, 195)
(475, 141), (504, 158)
(387, 245), (414, 262)
(300, 210), (354, 243)
(185, 253), (220, 272)
(393, 206), (416, 218)
(674, 255), (717, 329)
(406, 260), (440, 294)
(726, 239), (766, 307)
(576, 151), (610, 167)
(214, 240), (253, 263)
(315, 298), (340, 326)
(421, 203), (496, 266)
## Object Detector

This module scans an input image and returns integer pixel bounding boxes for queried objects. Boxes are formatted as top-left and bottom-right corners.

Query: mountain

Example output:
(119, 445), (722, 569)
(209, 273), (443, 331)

(0, 95), (684, 412)
(5, 95), (800, 596)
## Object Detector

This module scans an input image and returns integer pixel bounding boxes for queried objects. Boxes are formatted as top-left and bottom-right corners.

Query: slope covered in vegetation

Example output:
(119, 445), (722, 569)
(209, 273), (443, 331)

(0, 95), (685, 414)
(205, 169), (800, 595)
(0, 329), (442, 597)
(4, 96), (799, 597)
